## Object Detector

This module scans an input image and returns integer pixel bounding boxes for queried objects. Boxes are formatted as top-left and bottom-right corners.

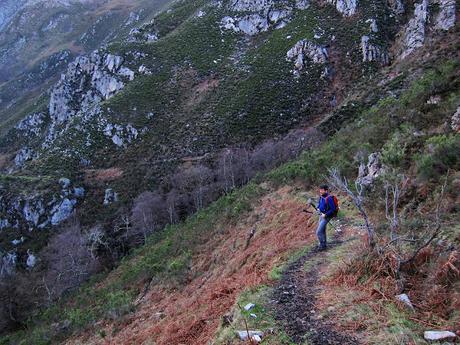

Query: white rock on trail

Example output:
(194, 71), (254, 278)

(244, 303), (255, 310)
(423, 330), (457, 341)
(236, 330), (264, 342)
(395, 293), (415, 311)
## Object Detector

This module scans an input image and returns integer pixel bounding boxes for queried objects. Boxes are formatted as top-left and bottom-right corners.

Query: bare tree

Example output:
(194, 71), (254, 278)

(131, 191), (167, 244)
(41, 219), (99, 301)
(171, 165), (215, 212)
(328, 167), (375, 246)
(165, 189), (179, 224)
(384, 173), (409, 241)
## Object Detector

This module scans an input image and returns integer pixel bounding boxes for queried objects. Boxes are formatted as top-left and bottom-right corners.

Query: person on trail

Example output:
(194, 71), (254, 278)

(315, 184), (336, 251)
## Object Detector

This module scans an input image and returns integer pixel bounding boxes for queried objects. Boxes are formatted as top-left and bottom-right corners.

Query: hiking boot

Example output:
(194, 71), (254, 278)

(318, 245), (327, 251)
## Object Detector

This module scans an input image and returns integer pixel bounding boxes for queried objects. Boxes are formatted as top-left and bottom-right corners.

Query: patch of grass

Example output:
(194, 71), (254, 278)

(214, 285), (296, 345)
(269, 244), (313, 280)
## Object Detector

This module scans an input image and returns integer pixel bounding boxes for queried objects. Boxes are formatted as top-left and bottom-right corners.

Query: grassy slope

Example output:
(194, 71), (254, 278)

(2, 37), (458, 343)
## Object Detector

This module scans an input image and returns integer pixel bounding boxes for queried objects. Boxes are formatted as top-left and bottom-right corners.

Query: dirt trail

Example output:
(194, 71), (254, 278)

(271, 236), (359, 345)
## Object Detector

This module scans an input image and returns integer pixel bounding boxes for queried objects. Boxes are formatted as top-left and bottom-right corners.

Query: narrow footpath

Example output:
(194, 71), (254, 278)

(270, 233), (359, 345)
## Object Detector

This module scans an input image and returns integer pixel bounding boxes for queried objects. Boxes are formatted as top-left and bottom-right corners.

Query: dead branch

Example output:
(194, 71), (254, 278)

(328, 168), (374, 247)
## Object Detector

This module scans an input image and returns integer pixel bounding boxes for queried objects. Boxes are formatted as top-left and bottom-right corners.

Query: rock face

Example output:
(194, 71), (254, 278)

(357, 152), (384, 187)
(387, 0), (405, 15)
(14, 147), (36, 167)
(0, 178), (85, 232)
(399, 0), (456, 59)
(0, 252), (17, 278)
(326, 0), (357, 16)
(14, 112), (46, 136)
(361, 36), (389, 65)
(0, 0), (26, 30)
(286, 39), (328, 77)
(48, 51), (129, 127)
(400, 0), (428, 59)
(103, 188), (118, 205)
(220, 0), (309, 35)
(434, 0), (456, 30)
(451, 106), (460, 132)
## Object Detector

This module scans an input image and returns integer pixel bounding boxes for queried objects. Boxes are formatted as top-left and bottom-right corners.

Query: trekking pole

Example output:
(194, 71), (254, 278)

(306, 198), (340, 231)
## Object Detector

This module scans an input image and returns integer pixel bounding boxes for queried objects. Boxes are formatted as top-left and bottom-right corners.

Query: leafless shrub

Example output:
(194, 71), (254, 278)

(41, 219), (99, 301)
(131, 191), (168, 245)
(328, 167), (375, 246)
(171, 165), (215, 212)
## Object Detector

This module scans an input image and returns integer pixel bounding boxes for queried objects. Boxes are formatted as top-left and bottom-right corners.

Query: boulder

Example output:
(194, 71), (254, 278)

(59, 177), (71, 189)
(26, 251), (37, 268)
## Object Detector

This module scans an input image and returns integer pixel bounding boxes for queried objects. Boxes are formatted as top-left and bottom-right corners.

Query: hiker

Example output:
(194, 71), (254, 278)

(315, 184), (337, 251)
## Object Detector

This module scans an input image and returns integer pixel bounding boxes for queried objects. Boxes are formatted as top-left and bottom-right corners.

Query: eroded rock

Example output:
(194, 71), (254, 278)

(286, 39), (328, 77)
(451, 106), (460, 132)
(434, 0), (456, 31)
(220, 0), (309, 35)
(103, 188), (118, 205)
(327, 0), (357, 16)
(361, 36), (389, 65)
(357, 152), (385, 187)
(400, 0), (428, 59)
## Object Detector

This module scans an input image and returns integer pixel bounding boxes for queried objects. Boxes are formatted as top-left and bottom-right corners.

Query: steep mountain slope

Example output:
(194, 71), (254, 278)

(0, 0), (458, 342)
(0, 0), (173, 135)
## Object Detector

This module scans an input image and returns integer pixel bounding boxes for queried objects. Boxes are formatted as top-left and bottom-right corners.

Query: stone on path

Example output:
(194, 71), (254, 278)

(423, 330), (457, 341)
